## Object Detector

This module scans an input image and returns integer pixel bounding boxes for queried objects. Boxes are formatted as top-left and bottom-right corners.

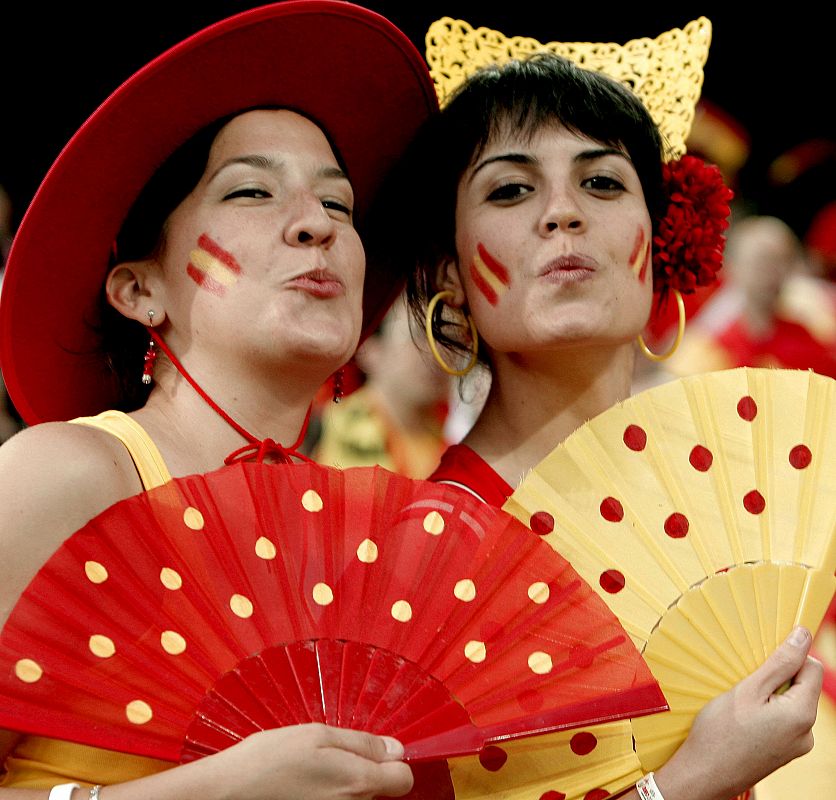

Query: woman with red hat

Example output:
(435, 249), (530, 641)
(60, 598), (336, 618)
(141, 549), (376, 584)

(0, 2), (437, 797)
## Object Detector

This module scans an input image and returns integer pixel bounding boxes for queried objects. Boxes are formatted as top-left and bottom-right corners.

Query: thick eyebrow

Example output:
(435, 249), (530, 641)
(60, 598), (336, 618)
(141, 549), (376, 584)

(208, 154), (349, 184)
(468, 146), (630, 185)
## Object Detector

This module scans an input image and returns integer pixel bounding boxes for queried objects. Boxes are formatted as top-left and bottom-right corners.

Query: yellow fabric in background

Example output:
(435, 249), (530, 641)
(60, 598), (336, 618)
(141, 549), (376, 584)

(754, 694), (836, 798)
(756, 611), (836, 799)
(314, 386), (445, 479)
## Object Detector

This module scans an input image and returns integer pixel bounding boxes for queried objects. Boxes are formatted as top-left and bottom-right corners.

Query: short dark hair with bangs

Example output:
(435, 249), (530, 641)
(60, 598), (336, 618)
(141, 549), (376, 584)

(365, 53), (667, 365)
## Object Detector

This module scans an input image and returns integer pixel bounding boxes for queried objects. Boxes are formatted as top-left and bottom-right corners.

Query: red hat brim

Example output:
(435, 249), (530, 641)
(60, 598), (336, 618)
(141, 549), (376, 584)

(0, 0), (437, 424)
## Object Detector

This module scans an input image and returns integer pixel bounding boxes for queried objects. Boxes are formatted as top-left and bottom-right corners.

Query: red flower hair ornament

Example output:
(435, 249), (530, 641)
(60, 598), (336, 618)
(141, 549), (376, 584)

(652, 155), (735, 296)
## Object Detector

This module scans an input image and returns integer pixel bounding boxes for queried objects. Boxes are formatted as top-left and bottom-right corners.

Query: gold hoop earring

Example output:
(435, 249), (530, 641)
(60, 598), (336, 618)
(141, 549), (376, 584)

(637, 288), (685, 362)
(425, 290), (479, 376)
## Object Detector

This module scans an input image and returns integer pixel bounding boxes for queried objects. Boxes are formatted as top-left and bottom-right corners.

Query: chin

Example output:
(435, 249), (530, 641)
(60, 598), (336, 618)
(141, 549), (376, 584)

(286, 326), (359, 366)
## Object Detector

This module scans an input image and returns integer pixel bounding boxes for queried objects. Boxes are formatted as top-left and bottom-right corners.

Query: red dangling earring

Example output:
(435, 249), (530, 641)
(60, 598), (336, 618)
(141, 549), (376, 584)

(332, 367), (344, 404)
(141, 310), (158, 386)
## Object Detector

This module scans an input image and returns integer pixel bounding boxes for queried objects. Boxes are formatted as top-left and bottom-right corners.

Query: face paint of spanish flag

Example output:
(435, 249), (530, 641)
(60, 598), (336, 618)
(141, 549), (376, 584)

(469, 243), (511, 306)
(629, 227), (651, 284)
(187, 234), (243, 296)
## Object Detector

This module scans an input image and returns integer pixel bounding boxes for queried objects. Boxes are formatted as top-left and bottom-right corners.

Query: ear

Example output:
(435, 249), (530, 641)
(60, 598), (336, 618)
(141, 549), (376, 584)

(105, 260), (167, 327)
(435, 257), (467, 308)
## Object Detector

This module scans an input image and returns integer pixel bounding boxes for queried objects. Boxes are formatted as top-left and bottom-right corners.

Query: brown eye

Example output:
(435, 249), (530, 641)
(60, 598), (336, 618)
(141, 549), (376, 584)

(223, 187), (272, 200)
(487, 182), (533, 202)
(582, 176), (625, 193)
(322, 199), (352, 217)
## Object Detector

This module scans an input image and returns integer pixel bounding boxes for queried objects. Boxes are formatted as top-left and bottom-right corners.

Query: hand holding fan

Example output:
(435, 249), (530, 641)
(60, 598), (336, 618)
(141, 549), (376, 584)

(0, 462), (666, 779)
(503, 366), (836, 772)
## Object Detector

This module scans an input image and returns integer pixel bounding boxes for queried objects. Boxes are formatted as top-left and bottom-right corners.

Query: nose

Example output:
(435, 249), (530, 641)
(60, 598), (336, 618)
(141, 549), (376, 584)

(284, 191), (336, 247)
(538, 188), (586, 236)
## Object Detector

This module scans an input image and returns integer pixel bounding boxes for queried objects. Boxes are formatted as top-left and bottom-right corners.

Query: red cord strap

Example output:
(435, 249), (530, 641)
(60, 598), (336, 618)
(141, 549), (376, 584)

(148, 328), (313, 466)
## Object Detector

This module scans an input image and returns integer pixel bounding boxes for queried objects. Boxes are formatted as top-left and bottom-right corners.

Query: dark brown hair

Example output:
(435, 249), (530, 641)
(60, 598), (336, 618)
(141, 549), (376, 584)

(366, 53), (667, 366)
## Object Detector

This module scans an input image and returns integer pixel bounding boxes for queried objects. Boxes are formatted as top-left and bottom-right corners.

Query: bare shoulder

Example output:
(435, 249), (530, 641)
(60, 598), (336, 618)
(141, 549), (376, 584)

(0, 422), (143, 625)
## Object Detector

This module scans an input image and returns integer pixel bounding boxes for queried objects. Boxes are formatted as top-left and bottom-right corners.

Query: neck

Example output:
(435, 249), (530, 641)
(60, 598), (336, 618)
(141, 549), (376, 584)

(464, 343), (636, 488)
(132, 340), (330, 477)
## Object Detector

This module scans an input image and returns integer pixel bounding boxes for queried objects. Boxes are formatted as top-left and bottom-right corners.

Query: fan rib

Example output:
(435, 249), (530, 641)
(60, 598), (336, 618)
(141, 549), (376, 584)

(630, 397), (718, 587)
(682, 375), (747, 570)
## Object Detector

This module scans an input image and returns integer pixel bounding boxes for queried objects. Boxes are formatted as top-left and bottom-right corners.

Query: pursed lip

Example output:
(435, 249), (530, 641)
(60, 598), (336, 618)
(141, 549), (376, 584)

(539, 254), (598, 279)
(287, 268), (345, 298)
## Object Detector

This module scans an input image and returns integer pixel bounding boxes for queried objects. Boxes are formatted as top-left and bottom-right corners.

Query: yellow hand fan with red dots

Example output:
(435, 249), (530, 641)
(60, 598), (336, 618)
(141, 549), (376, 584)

(445, 721), (644, 800)
(0, 461), (667, 791)
(504, 366), (836, 774)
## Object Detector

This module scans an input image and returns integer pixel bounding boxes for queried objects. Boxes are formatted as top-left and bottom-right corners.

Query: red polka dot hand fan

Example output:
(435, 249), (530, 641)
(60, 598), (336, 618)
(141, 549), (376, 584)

(504, 367), (836, 773)
(0, 462), (667, 784)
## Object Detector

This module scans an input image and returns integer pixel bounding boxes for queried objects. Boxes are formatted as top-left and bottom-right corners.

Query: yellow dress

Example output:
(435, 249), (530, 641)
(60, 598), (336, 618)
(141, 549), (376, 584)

(1, 411), (174, 788)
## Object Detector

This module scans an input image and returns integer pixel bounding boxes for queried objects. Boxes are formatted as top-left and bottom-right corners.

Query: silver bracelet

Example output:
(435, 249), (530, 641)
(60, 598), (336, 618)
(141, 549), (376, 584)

(636, 772), (666, 800)
(89, 786), (103, 800)
(47, 785), (80, 800)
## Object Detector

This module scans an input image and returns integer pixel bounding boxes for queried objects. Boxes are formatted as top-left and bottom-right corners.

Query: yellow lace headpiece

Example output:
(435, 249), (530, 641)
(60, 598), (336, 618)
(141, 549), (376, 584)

(425, 17), (712, 161)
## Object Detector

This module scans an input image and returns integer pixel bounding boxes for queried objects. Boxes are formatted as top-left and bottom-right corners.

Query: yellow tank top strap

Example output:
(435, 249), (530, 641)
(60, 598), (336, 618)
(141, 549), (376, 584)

(69, 410), (172, 490)
(1, 410), (174, 788)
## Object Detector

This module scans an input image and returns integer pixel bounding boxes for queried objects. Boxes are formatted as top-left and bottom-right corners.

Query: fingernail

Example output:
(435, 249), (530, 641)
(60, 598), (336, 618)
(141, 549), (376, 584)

(383, 737), (404, 758)
(787, 626), (808, 646)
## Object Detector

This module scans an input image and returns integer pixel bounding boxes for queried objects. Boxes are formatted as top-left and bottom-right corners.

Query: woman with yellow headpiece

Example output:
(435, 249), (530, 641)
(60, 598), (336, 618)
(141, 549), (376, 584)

(367, 17), (826, 800)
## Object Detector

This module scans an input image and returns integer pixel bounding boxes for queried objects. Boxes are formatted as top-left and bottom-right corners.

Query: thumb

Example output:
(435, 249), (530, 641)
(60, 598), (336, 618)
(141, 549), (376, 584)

(325, 727), (405, 763)
(748, 626), (812, 696)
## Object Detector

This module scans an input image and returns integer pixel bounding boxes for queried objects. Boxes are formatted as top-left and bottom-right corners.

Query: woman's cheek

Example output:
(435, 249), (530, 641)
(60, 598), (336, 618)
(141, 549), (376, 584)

(186, 233), (244, 297)
(468, 243), (512, 306)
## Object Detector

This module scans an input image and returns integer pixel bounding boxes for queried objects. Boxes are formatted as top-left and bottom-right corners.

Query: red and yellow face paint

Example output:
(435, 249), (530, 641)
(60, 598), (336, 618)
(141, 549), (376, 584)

(187, 234), (243, 296)
(469, 243), (511, 305)
(629, 227), (651, 284)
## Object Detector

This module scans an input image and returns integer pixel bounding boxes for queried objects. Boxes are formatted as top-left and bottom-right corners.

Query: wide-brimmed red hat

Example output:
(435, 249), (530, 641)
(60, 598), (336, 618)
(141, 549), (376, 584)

(0, 0), (437, 424)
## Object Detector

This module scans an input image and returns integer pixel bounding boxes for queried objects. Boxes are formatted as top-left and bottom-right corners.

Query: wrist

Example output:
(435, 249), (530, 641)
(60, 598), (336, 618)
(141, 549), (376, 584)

(636, 773), (665, 800)
(652, 760), (692, 800)
(652, 758), (720, 800)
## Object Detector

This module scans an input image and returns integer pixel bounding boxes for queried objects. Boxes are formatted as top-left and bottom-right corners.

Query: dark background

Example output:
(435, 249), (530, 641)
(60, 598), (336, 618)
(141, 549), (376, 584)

(2, 4), (833, 239)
